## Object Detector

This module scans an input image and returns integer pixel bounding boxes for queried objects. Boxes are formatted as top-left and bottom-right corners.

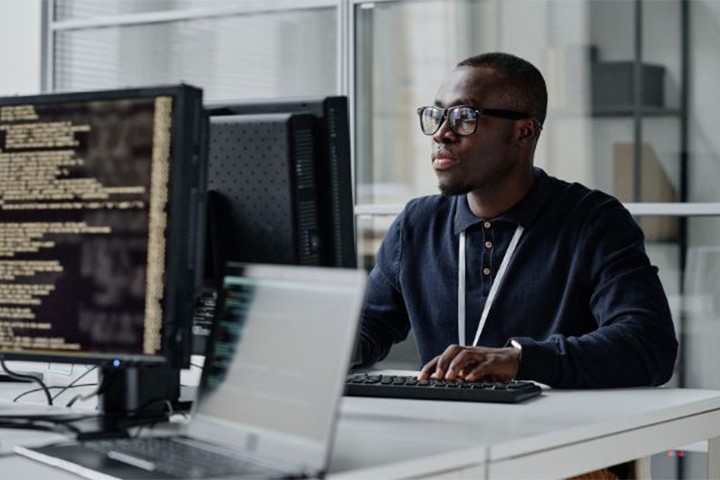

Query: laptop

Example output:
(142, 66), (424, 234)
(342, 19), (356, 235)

(15, 263), (366, 479)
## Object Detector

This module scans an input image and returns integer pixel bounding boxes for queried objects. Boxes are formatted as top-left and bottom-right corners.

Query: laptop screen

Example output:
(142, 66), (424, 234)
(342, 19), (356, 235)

(190, 263), (365, 471)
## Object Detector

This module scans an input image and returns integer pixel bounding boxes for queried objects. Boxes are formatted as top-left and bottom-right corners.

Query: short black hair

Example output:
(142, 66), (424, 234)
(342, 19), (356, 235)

(458, 52), (547, 126)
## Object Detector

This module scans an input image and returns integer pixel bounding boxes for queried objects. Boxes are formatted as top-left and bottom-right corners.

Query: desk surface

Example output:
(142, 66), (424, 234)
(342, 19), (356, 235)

(328, 387), (720, 478)
(2, 385), (720, 479)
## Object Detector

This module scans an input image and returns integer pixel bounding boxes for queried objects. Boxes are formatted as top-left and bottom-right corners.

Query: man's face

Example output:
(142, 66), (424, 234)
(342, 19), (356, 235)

(430, 66), (525, 196)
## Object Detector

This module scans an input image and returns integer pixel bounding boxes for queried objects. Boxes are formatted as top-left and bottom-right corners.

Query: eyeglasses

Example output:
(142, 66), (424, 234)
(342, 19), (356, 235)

(417, 105), (532, 136)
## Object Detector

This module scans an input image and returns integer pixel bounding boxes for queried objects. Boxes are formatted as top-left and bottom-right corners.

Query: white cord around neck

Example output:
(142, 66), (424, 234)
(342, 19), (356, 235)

(457, 224), (523, 346)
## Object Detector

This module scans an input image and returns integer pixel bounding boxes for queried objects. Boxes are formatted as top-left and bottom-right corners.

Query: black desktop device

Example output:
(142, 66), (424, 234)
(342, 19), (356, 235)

(207, 113), (322, 267)
(0, 85), (208, 433)
(190, 97), (356, 354)
(205, 96), (356, 270)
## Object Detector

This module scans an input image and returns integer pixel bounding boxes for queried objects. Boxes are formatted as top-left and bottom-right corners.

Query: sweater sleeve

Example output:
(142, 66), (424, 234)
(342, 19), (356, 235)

(357, 210), (412, 367)
(515, 200), (678, 388)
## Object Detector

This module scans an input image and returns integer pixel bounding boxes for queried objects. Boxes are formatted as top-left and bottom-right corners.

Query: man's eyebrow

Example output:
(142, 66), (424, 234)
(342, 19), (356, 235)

(433, 98), (476, 108)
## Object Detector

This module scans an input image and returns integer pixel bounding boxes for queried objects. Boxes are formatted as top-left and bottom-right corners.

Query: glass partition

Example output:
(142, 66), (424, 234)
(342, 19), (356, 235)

(53, 5), (337, 102)
(353, 0), (690, 206)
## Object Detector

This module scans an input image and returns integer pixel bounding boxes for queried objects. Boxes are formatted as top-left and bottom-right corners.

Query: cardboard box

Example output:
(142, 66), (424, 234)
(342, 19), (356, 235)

(613, 143), (678, 242)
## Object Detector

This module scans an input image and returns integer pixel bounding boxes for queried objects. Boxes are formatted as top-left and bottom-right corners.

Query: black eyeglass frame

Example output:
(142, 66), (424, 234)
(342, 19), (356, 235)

(416, 105), (538, 136)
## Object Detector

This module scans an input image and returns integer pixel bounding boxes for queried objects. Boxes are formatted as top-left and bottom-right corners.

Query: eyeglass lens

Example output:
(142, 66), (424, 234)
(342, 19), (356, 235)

(421, 106), (478, 136)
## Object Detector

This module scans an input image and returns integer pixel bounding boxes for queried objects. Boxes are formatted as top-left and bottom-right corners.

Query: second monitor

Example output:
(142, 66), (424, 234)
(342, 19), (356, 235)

(208, 112), (321, 269)
(206, 96), (356, 273)
(192, 97), (356, 353)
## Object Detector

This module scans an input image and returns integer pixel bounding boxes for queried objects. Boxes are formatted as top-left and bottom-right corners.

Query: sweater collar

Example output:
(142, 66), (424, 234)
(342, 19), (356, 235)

(453, 167), (554, 235)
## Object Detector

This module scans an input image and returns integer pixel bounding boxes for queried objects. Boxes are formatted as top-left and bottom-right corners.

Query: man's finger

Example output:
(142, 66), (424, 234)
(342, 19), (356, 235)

(418, 356), (440, 380)
(464, 361), (494, 382)
(464, 354), (516, 382)
(446, 349), (483, 380)
(434, 345), (464, 379)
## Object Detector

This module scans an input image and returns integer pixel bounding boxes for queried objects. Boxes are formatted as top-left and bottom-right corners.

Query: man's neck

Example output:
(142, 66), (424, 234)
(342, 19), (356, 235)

(466, 170), (536, 220)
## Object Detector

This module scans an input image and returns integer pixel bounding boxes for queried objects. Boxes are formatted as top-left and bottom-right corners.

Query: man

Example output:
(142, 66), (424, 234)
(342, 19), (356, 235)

(357, 52), (678, 388)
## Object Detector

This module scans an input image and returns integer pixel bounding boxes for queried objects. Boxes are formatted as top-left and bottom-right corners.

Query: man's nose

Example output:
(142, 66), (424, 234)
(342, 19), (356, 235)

(432, 119), (457, 144)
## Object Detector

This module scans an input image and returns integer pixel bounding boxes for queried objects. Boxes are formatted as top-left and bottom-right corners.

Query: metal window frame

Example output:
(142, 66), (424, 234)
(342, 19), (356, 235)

(355, 203), (720, 218)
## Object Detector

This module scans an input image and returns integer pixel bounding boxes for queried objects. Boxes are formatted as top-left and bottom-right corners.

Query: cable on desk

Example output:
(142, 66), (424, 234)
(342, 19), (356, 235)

(66, 367), (115, 408)
(0, 358), (53, 406)
(13, 383), (97, 403)
(51, 365), (99, 401)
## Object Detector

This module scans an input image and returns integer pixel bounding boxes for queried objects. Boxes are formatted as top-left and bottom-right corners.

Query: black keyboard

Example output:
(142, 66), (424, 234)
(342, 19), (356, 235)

(345, 373), (542, 404)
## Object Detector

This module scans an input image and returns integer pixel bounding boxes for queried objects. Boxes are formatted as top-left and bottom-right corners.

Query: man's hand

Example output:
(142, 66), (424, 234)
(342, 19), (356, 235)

(417, 345), (521, 382)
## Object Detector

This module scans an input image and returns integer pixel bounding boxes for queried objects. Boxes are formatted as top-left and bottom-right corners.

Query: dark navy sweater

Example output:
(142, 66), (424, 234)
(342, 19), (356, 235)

(359, 169), (678, 388)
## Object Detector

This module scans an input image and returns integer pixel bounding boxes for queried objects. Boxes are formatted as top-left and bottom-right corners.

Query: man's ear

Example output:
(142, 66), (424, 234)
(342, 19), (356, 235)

(516, 120), (539, 145)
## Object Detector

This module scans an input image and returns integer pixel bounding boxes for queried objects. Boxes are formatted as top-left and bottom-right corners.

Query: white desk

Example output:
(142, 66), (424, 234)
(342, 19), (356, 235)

(327, 388), (720, 479)
(2, 387), (720, 479)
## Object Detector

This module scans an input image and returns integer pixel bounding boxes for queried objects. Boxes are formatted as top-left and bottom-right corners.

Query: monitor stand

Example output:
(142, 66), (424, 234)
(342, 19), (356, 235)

(72, 365), (183, 440)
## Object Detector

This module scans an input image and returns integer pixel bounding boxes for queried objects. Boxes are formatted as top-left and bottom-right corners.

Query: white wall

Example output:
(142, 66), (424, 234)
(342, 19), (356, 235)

(0, 0), (42, 96)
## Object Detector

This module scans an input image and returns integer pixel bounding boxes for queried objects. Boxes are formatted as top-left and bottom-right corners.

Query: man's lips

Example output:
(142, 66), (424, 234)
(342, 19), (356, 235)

(432, 150), (458, 170)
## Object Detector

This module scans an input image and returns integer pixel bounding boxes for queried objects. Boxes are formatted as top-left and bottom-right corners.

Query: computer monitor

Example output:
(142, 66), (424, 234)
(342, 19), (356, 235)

(205, 96), (356, 271)
(190, 97), (356, 354)
(0, 85), (207, 426)
(206, 112), (323, 268)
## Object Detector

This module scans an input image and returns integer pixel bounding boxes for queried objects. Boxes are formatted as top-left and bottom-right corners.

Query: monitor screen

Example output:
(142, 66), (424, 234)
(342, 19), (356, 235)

(0, 86), (207, 367)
